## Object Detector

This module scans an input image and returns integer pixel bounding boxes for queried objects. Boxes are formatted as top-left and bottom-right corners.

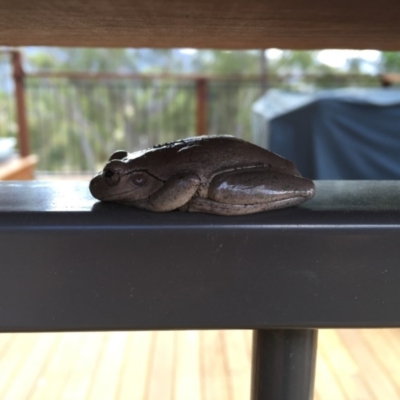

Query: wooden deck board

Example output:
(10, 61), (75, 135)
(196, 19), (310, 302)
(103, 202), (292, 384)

(222, 330), (250, 400)
(200, 331), (230, 400)
(61, 332), (105, 400)
(1, 329), (400, 399)
(0, 334), (39, 398)
(147, 331), (175, 400)
(175, 331), (201, 400)
(30, 333), (83, 400)
(338, 330), (400, 399)
(117, 331), (154, 400)
(86, 332), (128, 400)
(317, 330), (372, 400)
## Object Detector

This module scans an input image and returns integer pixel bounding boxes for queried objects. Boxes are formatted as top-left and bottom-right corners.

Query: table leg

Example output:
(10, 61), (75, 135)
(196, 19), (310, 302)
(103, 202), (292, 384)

(251, 329), (318, 400)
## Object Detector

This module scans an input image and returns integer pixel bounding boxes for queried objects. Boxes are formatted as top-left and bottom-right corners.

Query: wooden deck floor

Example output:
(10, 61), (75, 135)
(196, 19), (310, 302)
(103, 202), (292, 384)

(0, 329), (399, 399)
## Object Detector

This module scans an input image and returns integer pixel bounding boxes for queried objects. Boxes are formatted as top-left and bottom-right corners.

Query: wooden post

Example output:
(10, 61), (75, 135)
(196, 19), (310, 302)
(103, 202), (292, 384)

(196, 78), (208, 136)
(11, 51), (30, 157)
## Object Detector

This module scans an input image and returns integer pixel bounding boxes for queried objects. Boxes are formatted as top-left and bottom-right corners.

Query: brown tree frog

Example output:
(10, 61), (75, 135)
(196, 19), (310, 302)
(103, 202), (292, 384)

(89, 135), (315, 215)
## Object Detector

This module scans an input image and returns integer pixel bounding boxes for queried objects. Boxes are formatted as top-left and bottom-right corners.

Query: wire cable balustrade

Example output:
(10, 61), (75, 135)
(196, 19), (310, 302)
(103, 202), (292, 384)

(0, 52), (381, 174)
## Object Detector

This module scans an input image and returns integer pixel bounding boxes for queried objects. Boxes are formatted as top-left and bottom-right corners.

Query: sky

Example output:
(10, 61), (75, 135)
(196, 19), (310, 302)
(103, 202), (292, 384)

(180, 48), (383, 74)
(2, 47), (385, 75)
(267, 49), (381, 73)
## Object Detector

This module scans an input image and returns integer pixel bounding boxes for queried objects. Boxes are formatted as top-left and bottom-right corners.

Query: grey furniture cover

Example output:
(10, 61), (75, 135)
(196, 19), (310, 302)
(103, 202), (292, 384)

(255, 88), (400, 179)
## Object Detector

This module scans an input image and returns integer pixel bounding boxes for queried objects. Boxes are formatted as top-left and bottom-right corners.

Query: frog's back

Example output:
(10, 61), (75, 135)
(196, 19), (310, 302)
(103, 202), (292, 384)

(125, 135), (297, 179)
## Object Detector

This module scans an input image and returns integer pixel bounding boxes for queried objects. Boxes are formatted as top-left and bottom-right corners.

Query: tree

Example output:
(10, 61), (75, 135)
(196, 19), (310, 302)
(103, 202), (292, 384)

(1, 48), (385, 172)
(381, 52), (400, 73)
(25, 48), (188, 74)
(191, 50), (261, 75)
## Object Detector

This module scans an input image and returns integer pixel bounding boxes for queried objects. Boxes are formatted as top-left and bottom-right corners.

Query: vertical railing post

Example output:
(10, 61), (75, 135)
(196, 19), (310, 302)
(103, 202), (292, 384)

(11, 50), (30, 157)
(251, 329), (318, 400)
(259, 49), (269, 95)
(196, 77), (208, 136)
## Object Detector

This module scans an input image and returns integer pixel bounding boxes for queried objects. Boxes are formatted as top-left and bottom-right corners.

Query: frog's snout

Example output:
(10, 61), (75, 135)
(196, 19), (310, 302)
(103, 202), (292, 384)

(89, 177), (98, 199)
(89, 175), (104, 200)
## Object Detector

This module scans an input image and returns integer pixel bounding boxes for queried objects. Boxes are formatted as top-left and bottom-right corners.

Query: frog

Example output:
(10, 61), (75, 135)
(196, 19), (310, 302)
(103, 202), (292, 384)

(89, 135), (315, 216)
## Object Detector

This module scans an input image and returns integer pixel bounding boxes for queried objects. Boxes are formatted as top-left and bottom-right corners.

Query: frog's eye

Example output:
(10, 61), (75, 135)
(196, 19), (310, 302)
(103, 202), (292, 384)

(131, 172), (147, 187)
(103, 168), (121, 186)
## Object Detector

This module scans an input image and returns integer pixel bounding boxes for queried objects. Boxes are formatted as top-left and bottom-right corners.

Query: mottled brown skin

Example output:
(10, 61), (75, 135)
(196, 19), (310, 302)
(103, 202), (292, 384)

(89, 135), (316, 215)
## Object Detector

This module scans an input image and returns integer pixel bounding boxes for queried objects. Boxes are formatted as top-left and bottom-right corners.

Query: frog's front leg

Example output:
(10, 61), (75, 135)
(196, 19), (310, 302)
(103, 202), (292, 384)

(143, 173), (201, 212)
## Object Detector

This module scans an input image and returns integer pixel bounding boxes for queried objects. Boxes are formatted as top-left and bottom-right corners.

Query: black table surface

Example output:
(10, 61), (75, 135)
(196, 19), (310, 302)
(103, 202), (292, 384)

(0, 180), (400, 332)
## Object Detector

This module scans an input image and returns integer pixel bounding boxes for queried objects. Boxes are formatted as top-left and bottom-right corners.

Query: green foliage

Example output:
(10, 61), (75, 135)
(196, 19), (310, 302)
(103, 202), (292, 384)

(25, 78), (199, 171)
(193, 50), (262, 75)
(270, 51), (318, 74)
(0, 91), (16, 139)
(25, 52), (59, 71)
(0, 48), (388, 172)
(381, 52), (400, 73)
(0, 54), (16, 140)
(25, 48), (187, 74)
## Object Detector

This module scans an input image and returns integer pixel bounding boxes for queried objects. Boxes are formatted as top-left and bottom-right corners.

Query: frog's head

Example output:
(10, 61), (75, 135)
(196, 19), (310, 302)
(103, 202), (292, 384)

(89, 152), (164, 204)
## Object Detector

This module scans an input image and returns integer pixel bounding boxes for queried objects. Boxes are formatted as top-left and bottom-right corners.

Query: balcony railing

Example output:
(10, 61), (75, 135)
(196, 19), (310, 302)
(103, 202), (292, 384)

(0, 51), (382, 173)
